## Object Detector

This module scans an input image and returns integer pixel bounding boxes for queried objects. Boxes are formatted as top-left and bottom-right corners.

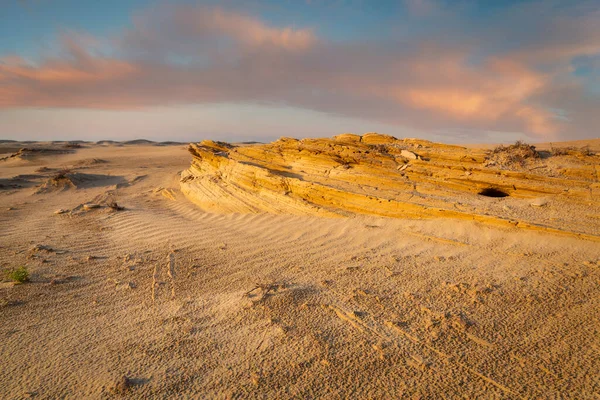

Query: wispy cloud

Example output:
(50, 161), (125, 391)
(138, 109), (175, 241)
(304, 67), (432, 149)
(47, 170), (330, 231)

(0, 2), (599, 140)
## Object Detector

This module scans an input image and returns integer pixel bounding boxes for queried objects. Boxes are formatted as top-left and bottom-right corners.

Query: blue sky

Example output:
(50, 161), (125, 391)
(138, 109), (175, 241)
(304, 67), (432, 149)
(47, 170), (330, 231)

(1, 0), (599, 143)
(0, 0), (400, 55)
(1, 1), (142, 55)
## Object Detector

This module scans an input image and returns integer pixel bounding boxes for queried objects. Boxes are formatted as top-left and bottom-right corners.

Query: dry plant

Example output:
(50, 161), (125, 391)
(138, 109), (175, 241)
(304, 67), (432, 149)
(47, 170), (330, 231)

(244, 282), (286, 304)
(369, 144), (389, 154)
(50, 168), (72, 185)
(550, 145), (592, 157)
(487, 140), (539, 167)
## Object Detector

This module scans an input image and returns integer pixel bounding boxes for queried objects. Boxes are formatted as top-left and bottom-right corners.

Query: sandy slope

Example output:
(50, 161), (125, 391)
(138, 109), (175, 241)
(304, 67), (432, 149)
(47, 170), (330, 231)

(1, 143), (599, 399)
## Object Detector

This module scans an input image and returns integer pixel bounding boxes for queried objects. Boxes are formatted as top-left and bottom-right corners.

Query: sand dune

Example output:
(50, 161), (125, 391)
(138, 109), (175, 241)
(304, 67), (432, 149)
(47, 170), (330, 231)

(1, 139), (599, 398)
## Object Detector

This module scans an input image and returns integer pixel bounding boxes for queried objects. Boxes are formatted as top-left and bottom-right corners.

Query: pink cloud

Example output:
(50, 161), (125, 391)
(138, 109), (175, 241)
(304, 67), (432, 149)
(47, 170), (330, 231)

(121, 5), (316, 56)
(419, 61), (552, 135)
(1, 56), (135, 84)
(0, 4), (598, 140)
(207, 8), (315, 50)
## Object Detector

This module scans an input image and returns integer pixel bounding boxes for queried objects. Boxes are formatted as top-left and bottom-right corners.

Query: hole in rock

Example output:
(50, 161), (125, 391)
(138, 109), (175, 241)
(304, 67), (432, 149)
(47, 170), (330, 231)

(478, 188), (509, 198)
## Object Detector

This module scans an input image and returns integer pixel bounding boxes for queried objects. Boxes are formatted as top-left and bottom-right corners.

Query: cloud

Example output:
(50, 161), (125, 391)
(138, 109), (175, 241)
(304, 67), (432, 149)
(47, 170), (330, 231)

(119, 4), (315, 59)
(0, 3), (599, 140)
(0, 56), (134, 85)
(208, 8), (315, 50)
(383, 57), (554, 134)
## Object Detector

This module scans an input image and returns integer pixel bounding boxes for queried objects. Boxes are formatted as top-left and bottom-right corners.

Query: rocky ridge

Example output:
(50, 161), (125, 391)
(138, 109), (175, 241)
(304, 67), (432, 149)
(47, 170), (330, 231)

(180, 133), (600, 239)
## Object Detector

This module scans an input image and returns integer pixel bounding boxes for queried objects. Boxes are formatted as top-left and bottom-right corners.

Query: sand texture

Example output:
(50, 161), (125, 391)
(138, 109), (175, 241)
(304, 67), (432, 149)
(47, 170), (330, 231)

(1, 139), (599, 399)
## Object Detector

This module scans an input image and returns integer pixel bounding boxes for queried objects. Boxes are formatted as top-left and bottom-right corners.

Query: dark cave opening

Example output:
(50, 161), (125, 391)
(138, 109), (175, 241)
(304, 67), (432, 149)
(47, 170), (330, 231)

(478, 187), (510, 198)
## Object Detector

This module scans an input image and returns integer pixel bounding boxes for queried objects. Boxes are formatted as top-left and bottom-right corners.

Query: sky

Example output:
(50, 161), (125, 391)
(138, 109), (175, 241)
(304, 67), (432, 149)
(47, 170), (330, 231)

(0, 0), (599, 143)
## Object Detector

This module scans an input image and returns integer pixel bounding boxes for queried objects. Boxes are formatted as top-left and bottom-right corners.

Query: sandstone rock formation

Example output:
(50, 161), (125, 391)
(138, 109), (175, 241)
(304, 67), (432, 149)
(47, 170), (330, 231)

(181, 134), (600, 239)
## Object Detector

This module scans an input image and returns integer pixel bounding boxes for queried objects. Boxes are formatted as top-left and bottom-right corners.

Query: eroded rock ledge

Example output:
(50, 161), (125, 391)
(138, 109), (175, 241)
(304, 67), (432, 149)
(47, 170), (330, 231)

(181, 133), (600, 239)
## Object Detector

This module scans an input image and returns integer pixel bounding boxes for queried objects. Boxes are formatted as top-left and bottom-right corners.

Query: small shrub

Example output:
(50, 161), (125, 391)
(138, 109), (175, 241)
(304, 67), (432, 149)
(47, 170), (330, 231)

(550, 146), (568, 156)
(369, 144), (389, 154)
(550, 145), (592, 157)
(491, 140), (539, 157)
(6, 266), (29, 283)
(51, 168), (72, 184)
(487, 140), (539, 167)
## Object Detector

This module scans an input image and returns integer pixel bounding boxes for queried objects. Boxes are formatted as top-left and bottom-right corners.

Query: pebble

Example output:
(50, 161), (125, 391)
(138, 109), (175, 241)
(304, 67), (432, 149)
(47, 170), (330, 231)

(530, 198), (548, 207)
(400, 150), (418, 160)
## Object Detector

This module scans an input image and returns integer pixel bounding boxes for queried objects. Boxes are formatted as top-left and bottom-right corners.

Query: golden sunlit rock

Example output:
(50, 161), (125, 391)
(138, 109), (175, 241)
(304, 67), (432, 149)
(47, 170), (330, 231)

(181, 133), (600, 239)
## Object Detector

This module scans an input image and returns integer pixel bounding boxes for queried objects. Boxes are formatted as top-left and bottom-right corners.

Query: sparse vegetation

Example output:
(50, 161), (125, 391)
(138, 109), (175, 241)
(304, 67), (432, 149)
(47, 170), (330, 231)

(486, 140), (539, 167)
(6, 266), (29, 283)
(550, 145), (592, 157)
(492, 140), (539, 158)
(51, 168), (72, 185)
(369, 144), (389, 154)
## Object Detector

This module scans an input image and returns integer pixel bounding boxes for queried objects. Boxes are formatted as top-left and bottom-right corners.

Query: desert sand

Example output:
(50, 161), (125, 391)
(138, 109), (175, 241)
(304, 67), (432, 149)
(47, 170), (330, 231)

(1, 136), (599, 399)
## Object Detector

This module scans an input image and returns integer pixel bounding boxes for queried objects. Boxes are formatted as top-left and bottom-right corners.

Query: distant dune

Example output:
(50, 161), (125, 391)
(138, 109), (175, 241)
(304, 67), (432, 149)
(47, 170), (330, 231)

(123, 139), (156, 145)
(96, 140), (120, 145)
(157, 141), (186, 146)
